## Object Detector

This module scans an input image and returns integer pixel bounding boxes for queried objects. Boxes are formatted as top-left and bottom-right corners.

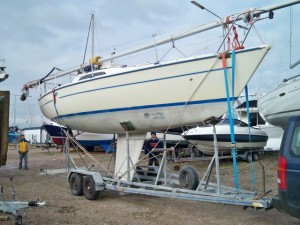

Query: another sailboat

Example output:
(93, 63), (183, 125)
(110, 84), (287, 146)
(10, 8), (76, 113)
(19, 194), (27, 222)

(258, 4), (300, 130)
(258, 74), (300, 129)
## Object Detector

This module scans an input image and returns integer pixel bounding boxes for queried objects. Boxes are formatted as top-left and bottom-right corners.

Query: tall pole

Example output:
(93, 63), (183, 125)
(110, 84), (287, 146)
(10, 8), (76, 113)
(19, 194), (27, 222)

(13, 95), (16, 128)
(11, 94), (31, 128)
(9, 94), (17, 127)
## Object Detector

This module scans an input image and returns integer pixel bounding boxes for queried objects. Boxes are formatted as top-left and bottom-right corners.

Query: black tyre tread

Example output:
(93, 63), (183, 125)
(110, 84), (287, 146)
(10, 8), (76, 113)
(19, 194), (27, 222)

(83, 176), (100, 200)
(69, 173), (84, 196)
(14, 215), (22, 225)
(179, 165), (199, 190)
(252, 152), (260, 161)
(246, 153), (252, 163)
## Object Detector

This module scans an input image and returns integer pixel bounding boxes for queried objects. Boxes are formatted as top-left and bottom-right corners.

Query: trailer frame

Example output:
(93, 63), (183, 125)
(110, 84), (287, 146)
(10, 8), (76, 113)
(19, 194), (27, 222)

(64, 132), (273, 210)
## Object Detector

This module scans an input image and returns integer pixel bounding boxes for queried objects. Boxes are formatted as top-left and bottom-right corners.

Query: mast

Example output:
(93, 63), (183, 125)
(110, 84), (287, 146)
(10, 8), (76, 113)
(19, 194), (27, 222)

(22, 0), (300, 90)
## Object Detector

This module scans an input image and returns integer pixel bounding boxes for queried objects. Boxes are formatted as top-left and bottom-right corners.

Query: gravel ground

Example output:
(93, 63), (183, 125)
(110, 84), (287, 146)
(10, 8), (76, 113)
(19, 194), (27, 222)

(0, 146), (299, 225)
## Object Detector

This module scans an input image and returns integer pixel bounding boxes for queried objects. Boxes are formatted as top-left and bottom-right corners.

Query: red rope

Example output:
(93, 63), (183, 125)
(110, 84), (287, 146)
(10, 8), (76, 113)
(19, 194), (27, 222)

(52, 89), (56, 104)
(221, 53), (227, 69)
(225, 16), (244, 51)
(232, 26), (244, 50)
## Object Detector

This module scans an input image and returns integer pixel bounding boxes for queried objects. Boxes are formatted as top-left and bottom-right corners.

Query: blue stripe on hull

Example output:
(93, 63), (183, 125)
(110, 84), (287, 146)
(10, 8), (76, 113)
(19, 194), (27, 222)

(54, 97), (237, 120)
(78, 140), (112, 147)
(184, 134), (268, 142)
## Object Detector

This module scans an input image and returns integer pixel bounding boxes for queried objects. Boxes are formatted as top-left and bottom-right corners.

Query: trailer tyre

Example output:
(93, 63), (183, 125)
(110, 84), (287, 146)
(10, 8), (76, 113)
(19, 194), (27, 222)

(246, 153), (253, 163)
(14, 215), (22, 225)
(179, 165), (199, 190)
(83, 176), (100, 200)
(69, 173), (83, 196)
(252, 152), (259, 161)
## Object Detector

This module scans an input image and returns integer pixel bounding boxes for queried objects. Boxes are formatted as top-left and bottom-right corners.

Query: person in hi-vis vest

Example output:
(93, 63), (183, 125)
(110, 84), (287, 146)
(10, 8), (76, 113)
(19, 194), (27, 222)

(17, 134), (30, 170)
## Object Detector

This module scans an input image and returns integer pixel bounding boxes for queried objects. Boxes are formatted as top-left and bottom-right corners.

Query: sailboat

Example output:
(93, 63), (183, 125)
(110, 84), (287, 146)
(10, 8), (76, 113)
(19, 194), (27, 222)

(258, 74), (300, 129)
(22, 17), (274, 134)
(37, 45), (269, 134)
(257, 2), (300, 129)
(257, 5), (300, 129)
(20, 1), (300, 180)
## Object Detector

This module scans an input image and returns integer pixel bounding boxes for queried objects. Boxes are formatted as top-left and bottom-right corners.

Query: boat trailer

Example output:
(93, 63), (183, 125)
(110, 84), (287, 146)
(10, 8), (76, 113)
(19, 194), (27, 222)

(63, 131), (273, 210)
(0, 178), (46, 225)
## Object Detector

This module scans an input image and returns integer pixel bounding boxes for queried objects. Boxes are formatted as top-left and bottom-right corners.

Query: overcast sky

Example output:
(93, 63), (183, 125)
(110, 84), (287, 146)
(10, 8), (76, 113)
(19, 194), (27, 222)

(0, 0), (299, 128)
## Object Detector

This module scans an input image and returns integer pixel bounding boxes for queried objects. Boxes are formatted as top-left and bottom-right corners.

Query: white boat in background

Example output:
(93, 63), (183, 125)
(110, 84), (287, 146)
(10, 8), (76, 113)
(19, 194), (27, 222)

(182, 119), (268, 155)
(258, 74), (300, 129)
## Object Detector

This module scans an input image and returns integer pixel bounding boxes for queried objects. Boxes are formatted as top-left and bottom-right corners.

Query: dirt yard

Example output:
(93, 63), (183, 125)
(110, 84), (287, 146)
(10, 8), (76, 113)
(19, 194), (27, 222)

(0, 146), (299, 225)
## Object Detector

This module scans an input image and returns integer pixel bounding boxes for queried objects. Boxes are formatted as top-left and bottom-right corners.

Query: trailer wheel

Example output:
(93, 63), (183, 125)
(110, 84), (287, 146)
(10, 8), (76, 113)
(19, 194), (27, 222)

(252, 152), (260, 161)
(69, 173), (83, 196)
(246, 153), (252, 163)
(83, 176), (100, 200)
(14, 215), (22, 225)
(179, 165), (199, 190)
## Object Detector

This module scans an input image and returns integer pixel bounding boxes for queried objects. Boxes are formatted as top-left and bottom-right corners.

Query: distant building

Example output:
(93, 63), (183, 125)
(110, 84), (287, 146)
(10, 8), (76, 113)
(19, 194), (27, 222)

(22, 126), (50, 144)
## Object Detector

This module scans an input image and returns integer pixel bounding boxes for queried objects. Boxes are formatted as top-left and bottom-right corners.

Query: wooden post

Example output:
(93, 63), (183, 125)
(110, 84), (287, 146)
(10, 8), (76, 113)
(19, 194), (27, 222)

(0, 91), (10, 166)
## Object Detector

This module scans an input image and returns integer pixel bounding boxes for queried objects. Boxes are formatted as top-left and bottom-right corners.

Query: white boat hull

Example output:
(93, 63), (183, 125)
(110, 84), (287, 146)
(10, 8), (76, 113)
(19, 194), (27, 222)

(39, 45), (270, 134)
(258, 77), (300, 129)
(190, 140), (267, 155)
(182, 120), (268, 155)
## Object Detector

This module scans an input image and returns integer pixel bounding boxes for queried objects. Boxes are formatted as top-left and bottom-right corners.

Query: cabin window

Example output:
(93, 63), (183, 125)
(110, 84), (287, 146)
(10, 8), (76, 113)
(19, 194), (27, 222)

(79, 72), (106, 81)
(79, 74), (93, 80)
(238, 121), (248, 127)
(93, 71), (106, 77)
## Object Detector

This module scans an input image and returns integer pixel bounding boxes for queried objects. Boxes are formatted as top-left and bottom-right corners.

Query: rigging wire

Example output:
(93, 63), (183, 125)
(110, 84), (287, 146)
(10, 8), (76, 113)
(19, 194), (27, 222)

(82, 14), (93, 64)
(289, 6), (293, 68)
